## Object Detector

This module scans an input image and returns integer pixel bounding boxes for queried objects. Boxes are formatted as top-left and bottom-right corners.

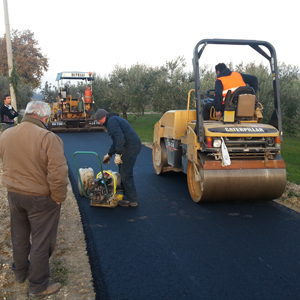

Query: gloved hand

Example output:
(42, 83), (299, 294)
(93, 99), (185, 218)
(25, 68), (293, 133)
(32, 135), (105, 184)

(114, 154), (123, 165)
(103, 154), (111, 164)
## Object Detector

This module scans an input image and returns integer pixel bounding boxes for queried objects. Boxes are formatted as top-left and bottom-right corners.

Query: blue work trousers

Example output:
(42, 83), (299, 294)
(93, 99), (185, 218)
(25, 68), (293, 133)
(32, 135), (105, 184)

(118, 144), (141, 202)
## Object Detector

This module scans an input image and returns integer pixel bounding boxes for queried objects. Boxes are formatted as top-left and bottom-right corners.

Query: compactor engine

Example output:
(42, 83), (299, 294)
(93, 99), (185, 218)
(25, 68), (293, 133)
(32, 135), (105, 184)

(74, 151), (123, 208)
(88, 171), (122, 206)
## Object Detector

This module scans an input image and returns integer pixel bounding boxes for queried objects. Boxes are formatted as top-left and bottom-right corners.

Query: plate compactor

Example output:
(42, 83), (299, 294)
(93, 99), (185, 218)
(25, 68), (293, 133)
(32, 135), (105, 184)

(74, 151), (124, 208)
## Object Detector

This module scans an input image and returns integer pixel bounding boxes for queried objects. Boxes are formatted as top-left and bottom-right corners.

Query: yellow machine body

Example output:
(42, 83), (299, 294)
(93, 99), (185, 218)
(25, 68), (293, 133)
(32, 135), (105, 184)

(153, 91), (286, 203)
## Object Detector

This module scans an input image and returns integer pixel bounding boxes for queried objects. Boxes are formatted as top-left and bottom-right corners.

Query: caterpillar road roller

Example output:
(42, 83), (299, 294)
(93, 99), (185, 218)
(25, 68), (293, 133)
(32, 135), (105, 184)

(49, 71), (104, 132)
(153, 39), (286, 202)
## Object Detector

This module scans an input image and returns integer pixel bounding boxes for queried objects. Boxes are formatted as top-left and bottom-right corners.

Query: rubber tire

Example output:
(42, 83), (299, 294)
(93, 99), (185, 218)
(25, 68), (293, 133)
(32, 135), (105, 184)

(187, 160), (203, 202)
(152, 139), (168, 175)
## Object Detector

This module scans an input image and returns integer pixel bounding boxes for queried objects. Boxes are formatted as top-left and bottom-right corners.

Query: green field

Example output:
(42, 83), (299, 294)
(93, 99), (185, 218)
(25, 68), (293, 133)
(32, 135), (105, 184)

(127, 113), (161, 143)
(128, 114), (299, 185)
(281, 137), (300, 185)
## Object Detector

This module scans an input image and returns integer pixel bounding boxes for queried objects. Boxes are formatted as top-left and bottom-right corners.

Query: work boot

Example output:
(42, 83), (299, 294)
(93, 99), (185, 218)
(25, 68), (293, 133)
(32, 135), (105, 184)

(29, 283), (62, 299)
(118, 200), (138, 207)
(118, 200), (130, 207)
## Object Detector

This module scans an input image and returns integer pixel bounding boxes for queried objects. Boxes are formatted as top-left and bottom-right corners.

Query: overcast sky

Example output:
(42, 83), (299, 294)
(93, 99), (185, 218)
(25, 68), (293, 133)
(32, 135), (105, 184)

(1, 0), (299, 89)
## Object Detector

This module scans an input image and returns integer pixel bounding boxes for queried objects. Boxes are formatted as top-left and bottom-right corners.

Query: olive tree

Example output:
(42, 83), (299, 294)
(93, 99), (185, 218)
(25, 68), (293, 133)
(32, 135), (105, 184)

(0, 30), (48, 88)
(151, 56), (193, 114)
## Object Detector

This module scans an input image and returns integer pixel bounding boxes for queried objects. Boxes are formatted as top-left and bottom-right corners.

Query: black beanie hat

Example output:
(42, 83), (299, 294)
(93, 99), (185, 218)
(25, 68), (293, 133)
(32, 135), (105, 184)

(215, 63), (227, 72)
(95, 109), (108, 121)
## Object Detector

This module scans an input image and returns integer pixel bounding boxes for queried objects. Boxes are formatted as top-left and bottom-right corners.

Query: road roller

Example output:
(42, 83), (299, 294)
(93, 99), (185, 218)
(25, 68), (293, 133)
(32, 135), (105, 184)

(152, 39), (286, 202)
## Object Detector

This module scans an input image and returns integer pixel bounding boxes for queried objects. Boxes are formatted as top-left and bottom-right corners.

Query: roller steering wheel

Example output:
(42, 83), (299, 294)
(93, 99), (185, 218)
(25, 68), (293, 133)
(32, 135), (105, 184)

(205, 89), (215, 98)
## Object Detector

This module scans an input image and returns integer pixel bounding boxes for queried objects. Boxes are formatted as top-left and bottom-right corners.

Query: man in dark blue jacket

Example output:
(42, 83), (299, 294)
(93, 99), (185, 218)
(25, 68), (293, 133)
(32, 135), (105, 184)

(95, 109), (141, 207)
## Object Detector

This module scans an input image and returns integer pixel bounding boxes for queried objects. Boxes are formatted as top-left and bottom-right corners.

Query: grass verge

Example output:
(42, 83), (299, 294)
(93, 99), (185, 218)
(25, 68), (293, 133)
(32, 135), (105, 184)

(281, 136), (300, 185)
(127, 113), (161, 143)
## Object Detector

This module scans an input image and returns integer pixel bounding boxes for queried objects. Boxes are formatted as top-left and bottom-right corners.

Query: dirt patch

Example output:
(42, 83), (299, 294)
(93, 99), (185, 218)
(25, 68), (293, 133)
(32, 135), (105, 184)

(276, 181), (300, 213)
(1, 142), (299, 299)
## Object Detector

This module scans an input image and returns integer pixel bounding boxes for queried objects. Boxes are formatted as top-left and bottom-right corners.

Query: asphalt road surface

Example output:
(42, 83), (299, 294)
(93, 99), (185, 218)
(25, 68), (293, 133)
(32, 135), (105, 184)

(59, 131), (300, 300)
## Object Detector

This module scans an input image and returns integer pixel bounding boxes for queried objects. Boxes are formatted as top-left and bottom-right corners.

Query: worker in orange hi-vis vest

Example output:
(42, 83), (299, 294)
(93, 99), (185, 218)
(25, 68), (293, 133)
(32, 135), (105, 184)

(214, 63), (258, 119)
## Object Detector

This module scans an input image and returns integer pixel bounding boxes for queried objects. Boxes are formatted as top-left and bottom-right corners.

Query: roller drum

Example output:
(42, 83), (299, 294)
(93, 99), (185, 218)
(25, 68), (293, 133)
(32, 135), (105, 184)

(200, 168), (286, 202)
(187, 159), (286, 202)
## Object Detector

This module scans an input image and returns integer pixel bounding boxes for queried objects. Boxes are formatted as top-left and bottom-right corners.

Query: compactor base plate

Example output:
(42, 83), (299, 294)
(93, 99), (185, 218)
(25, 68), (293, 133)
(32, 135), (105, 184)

(90, 200), (118, 208)
(90, 194), (123, 208)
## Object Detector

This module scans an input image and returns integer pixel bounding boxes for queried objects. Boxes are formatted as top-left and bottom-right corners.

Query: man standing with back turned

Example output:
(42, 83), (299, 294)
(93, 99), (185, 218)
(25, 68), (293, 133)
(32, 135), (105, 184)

(0, 101), (69, 299)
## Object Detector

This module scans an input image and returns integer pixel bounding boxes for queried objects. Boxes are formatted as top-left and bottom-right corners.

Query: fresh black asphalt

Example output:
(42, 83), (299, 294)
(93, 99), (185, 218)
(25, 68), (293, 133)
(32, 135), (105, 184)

(59, 131), (300, 300)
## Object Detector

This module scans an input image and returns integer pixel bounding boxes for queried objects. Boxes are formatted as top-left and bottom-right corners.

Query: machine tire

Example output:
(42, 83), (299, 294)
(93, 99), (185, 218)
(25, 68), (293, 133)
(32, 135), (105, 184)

(152, 139), (168, 175)
(187, 160), (203, 202)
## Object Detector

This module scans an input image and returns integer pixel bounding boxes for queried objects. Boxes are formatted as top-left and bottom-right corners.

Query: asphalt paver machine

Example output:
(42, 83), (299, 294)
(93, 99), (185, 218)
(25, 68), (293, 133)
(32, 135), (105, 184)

(49, 71), (103, 132)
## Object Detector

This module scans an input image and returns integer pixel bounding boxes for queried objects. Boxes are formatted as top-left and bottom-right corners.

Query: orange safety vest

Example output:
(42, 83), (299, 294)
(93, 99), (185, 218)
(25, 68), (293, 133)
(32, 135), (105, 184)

(217, 72), (246, 104)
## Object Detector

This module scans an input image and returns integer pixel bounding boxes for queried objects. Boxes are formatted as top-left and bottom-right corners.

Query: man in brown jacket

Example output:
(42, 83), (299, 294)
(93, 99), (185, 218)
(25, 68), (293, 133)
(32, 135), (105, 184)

(0, 101), (69, 299)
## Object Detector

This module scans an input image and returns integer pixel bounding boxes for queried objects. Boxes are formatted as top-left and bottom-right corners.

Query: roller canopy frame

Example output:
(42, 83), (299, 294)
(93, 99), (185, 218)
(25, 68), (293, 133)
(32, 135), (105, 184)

(192, 39), (283, 145)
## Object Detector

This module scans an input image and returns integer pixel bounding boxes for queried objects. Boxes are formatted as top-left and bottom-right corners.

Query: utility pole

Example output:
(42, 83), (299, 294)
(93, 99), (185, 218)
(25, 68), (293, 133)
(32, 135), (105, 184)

(3, 0), (18, 115)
